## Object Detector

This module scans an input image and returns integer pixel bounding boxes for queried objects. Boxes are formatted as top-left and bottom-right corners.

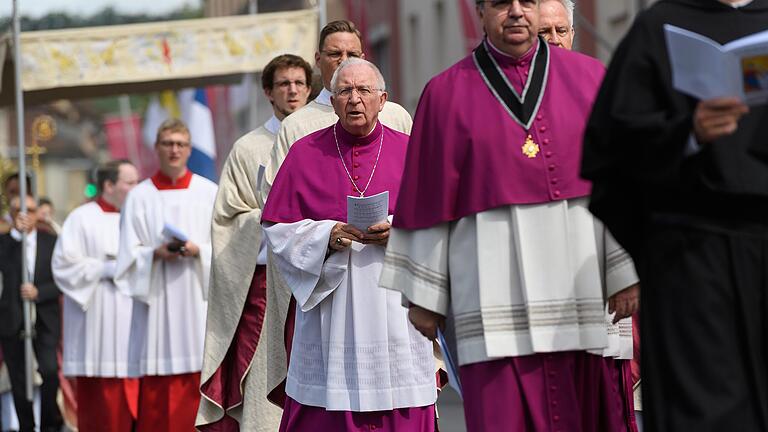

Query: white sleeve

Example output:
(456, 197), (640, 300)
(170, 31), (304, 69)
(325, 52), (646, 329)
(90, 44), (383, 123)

(604, 229), (639, 298)
(263, 219), (347, 312)
(114, 192), (157, 303)
(379, 225), (451, 316)
(196, 240), (213, 301)
(52, 213), (104, 310)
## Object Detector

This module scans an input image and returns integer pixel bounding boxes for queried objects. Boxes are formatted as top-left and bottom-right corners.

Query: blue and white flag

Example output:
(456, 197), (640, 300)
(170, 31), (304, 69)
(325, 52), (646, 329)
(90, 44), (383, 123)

(180, 88), (217, 182)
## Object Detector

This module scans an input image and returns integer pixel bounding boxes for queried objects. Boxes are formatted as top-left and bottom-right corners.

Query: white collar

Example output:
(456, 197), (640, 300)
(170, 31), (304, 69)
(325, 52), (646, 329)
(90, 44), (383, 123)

(315, 88), (333, 107)
(722, 0), (753, 7)
(10, 228), (36, 243)
(264, 115), (281, 135)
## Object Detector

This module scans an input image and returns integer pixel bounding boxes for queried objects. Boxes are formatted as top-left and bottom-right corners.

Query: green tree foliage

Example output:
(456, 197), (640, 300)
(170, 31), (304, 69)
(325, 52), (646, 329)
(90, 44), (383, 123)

(16, 5), (204, 32)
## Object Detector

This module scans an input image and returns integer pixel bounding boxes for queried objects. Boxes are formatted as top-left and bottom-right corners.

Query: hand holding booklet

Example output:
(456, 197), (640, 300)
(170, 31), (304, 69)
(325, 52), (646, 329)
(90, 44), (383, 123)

(664, 25), (768, 105)
(162, 223), (189, 242)
(347, 191), (389, 232)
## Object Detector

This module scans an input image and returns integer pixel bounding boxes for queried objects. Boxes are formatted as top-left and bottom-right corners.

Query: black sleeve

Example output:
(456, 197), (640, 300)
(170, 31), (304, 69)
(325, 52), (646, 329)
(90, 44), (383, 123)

(579, 12), (698, 254)
(34, 234), (60, 304)
(581, 11), (696, 187)
(0, 237), (7, 273)
(748, 108), (768, 162)
(35, 278), (59, 304)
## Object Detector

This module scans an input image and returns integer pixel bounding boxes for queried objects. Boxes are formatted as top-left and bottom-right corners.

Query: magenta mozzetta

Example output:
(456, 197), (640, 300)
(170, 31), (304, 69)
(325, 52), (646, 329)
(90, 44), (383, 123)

(262, 121), (409, 224)
(393, 38), (605, 230)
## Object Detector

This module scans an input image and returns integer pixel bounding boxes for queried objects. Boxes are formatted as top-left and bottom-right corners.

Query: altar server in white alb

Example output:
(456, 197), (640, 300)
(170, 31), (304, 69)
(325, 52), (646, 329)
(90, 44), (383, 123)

(53, 160), (140, 432)
(115, 119), (218, 432)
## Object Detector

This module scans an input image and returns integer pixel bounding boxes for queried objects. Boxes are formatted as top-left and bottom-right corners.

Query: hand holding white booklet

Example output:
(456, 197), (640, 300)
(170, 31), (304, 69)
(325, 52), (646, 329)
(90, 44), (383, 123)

(162, 223), (189, 242)
(347, 191), (389, 232)
(664, 25), (768, 105)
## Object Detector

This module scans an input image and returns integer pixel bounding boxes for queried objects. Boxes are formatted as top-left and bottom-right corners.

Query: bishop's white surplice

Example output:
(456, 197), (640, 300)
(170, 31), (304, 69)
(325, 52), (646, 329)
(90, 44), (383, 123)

(263, 220), (437, 412)
(380, 198), (637, 366)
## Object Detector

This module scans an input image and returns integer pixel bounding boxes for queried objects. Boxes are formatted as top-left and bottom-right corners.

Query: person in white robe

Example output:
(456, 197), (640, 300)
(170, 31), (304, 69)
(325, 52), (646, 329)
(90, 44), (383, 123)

(197, 54), (313, 432)
(52, 160), (140, 432)
(262, 58), (437, 431)
(115, 119), (217, 432)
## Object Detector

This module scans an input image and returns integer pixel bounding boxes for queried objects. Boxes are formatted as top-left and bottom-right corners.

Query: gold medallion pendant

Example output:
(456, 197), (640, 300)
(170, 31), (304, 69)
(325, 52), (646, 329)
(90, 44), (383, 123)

(522, 134), (539, 158)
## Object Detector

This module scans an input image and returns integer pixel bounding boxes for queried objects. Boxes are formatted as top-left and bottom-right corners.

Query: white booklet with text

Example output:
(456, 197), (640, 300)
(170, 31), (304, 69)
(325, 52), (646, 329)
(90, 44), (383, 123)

(664, 25), (768, 105)
(347, 191), (389, 232)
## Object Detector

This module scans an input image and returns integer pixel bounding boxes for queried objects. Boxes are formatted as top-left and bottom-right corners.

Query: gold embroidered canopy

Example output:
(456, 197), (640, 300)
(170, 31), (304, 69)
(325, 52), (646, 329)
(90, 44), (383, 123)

(0, 9), (318, 105)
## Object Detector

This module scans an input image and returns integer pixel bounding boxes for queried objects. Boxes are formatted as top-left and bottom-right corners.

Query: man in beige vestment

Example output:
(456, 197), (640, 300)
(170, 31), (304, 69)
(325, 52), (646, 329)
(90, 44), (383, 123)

(197, 54), (312, 431)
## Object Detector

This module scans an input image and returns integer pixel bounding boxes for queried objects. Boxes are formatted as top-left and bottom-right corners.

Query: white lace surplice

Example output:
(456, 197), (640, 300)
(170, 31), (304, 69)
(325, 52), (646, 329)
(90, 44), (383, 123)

(380, 198), (637, 366)
(263, 220), (437, 412)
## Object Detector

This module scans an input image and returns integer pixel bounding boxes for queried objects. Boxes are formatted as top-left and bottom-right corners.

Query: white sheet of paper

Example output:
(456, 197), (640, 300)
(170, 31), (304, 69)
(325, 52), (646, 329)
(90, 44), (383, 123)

(347, 191), (389, 232)
(664, 25), (768, 105)
(162, 223), (189, 242)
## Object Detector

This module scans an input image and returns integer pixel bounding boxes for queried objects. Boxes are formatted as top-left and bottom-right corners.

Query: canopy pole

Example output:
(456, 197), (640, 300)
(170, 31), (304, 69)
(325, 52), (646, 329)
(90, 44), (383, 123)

(248, 0), (260, 131)
(12, 0), (35, 403)
(318, 0), (327, 27)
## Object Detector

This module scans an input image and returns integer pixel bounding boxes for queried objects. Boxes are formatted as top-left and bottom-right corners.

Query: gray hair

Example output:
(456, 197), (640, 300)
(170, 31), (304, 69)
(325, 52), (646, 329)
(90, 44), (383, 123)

(545, 0), (575, 27)
(329, 57), (387, 94)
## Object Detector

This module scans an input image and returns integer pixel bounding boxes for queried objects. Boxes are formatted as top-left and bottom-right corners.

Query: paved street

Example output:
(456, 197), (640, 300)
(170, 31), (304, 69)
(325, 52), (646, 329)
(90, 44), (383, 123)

(437, 387), (467, 432)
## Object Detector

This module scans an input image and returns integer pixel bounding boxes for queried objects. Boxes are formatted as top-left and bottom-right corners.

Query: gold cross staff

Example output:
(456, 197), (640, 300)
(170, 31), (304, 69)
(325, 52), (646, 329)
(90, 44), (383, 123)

(28, 115), (55, 175)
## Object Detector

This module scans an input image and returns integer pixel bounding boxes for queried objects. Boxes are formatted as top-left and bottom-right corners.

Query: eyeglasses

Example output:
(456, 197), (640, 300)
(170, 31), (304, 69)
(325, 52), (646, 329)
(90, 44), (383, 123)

(539, 26), (572, 38)
(478, 0), (538, 11)
(334, 86), (382, 98)
(321, 50), (363, 61)
(158, 139), (190, 149)
(12, 207), (36, 213)
(274, 79), (308, 90)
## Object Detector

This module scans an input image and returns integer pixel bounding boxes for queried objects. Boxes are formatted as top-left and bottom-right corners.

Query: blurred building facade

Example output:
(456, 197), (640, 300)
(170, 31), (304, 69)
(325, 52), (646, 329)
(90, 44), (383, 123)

(195, 0), (663, 179)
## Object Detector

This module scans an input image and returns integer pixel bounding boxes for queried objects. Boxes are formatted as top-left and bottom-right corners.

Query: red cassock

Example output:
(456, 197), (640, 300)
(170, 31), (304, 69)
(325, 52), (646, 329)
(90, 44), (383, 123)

(198, 266), (268, 431)
(137, 372), (201, 432)
(76, 377), (139, 432)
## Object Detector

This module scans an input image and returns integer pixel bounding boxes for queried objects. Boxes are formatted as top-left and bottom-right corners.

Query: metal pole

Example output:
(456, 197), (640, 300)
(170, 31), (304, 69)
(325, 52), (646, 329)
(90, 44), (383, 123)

(318, 0), (327, 27)
(12, 0), (35, 403)
(248, 0), (259, 131)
